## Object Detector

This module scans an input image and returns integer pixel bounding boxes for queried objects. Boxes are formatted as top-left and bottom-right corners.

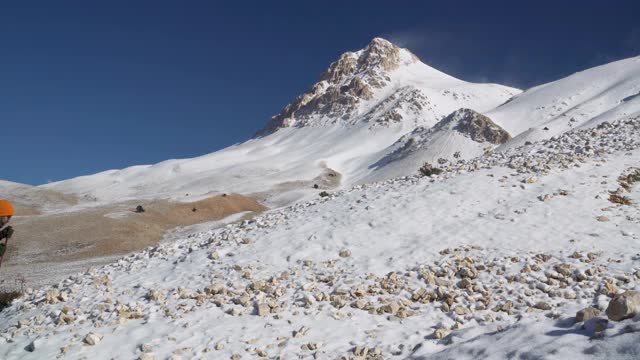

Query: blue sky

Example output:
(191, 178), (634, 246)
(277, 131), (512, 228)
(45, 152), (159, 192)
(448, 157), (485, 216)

(2, 0), (639, 185)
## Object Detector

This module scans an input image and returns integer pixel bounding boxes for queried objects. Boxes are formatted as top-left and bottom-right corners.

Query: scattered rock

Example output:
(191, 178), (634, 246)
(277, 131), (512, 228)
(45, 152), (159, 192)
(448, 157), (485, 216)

(576, 307), (601, 323)
(606, 291), (640, 321)
(433, 327), (451, 339)
(83, 333), (103, 346)
(533, 302), (552, 311)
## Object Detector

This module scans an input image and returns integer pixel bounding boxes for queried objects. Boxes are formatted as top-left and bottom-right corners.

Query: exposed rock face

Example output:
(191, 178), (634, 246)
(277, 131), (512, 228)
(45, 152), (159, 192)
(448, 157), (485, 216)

(361, 86), (430, 127)
(259, 38), (419, 134)
(445, 108), (511, 144)
(606, 290), (640, 321)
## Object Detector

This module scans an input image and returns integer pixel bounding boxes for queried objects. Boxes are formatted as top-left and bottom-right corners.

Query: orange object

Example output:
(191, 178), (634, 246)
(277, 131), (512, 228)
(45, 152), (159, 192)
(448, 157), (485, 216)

(0, 200), (14, 216)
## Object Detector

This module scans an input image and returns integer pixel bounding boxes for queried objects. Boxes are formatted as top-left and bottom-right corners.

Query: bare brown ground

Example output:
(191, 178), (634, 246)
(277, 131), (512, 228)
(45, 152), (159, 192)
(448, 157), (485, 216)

(1, 194), (265, 287)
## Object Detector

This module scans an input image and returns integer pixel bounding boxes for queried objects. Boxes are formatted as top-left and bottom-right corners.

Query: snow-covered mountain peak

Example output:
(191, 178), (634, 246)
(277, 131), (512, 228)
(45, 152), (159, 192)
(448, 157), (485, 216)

(41, 39), (519, 204)
(259, 38), (519, 134)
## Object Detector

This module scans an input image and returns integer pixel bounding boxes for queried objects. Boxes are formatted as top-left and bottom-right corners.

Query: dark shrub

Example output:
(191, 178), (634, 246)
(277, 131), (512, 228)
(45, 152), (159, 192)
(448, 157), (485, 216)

(0, 291), (21, 311)
(419, 162), (443, 177)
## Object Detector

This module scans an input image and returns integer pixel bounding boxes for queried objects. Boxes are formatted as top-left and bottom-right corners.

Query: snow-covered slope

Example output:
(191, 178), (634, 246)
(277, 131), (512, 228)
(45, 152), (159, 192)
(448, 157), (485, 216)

(364, 108), (511, 182)
(2, 117), (639, 359)
(488, 55), (640, 149)
(43, 38), (519, 206)
(40, 42), (640, 209)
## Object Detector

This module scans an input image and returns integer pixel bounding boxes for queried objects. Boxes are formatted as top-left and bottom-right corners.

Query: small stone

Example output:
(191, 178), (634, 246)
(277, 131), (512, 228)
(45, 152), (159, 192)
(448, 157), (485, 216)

(539, 194), (553, 202)
(525, 176), (538, 184)
(602, 281), (617, 297)
(576, 307), (601, 323)
(533, 302), (552, 311)
(256, 302), (271, 317)
(204, 282), (226, 295)
(385, 301), (401, 314)
(215, 342), (225, 350)
(25, 340), (38, 352)
(596, 216), (609, 222)
(553, 263), (572, 277)
(58, 312), (74, 325)
(83, 333), (103, 345)
(339, 249), (352, 258)
(457, 278), (473, 289)
(453, 306), (469, 315)
(138, 354), (155, 360)
(255, 348), (268, 357)
(45, 289), (61, 304)
(146, 290), (164, 302)
(434, 327), (450, 339)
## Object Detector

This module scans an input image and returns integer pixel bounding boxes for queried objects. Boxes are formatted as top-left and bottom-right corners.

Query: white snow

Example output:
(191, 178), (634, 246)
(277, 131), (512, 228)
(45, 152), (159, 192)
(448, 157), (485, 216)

(41, 39), (519, 207)
(490, 55), (640, 150)
(2, 117), (639, 359)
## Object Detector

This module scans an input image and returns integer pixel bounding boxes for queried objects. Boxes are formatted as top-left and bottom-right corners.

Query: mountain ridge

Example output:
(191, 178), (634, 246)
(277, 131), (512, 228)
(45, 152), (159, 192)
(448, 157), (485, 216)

(259, 37), (519, 134)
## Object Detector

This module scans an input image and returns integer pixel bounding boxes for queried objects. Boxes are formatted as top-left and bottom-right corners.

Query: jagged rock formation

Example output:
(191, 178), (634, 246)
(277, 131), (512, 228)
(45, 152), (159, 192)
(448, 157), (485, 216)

(259, 38), (416, 133)
(442, 108), (511, 144)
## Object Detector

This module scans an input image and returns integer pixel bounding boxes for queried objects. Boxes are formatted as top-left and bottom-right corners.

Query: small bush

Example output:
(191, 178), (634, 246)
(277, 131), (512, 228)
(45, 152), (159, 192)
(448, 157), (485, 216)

(319, 191), (330, 198)
(135, 205), (145, 213)
(620, 168), (640, 185)
(618, 168), (640, 191)
(419, 163), (443, 177)
(0, 291), (22, 311)
(609, 194), (632, 205)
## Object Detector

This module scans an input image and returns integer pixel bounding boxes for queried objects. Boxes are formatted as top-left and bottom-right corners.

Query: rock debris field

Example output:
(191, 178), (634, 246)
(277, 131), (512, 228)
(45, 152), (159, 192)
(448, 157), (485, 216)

(2, 117), (640, 359)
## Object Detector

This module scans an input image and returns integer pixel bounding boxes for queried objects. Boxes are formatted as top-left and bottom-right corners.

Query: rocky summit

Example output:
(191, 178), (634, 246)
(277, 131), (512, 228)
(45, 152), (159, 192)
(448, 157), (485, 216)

(260, 38), (417, 133)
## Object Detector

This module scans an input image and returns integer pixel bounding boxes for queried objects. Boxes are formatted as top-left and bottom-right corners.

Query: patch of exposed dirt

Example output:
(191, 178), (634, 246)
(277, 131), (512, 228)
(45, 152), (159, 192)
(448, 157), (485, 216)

(1, 194), (266, 286)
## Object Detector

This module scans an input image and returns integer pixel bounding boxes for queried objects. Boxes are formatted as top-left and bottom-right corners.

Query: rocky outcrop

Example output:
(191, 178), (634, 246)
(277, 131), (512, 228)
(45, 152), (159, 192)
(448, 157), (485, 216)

(361, 86), (431, 127)
(258, 38), (417, 134)
(444, 108), (511, 144)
